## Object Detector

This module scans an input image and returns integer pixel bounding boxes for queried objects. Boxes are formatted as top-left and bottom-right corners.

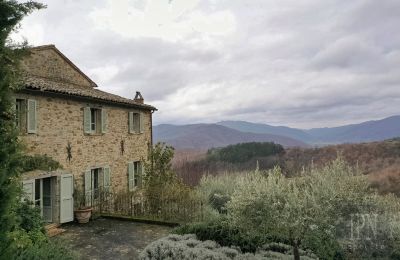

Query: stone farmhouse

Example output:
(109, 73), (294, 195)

(16, 45), (156, 224)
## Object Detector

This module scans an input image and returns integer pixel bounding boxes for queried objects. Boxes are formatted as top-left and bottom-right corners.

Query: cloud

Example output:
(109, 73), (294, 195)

(11, 0), (400, 128)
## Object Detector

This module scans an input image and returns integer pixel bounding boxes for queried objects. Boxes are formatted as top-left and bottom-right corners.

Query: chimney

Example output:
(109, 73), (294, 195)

(134, 91), (144, 104)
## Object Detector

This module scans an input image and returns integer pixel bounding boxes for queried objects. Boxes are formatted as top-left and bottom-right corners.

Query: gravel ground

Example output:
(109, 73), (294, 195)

(54, 217), (172, 260)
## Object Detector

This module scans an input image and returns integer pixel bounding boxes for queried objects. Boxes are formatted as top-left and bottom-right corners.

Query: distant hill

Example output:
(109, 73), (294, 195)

(306, 115), (400, 144)
(217, 121), (315, 143)
(217, 115), (400, 145)
(153, 124), (308, 149)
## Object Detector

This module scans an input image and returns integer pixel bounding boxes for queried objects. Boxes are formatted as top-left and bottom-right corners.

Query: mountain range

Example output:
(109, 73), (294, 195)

(153, 115), (400, 149)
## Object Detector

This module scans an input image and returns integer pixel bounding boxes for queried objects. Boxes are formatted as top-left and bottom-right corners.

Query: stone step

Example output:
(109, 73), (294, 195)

(45, 223), (60, 231)
(47, 227), (66, 237)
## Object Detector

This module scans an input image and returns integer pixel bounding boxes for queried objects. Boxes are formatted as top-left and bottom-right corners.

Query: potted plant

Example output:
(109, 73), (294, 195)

(74, 189), (92, 224)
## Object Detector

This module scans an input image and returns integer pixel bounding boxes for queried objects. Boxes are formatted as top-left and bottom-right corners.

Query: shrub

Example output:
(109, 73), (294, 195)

(140, 234), (317, 260)
(197, 173), (244, 219)
(13, 240), (76, 260)
(15, 200), (45, 233)
(20, 154), (62, 172)
(174, 217), (288, 253)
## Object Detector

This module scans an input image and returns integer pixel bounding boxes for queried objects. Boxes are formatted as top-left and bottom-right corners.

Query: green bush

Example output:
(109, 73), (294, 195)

(13, 240), (76, 260)
(15, 200), (45, 233)
(20, 154), (62, 172)
(174, 217), (288, 253)
(197, 173), (244, 219)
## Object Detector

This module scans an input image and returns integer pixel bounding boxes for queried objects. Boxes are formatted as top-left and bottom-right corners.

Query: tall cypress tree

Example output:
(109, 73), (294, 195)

(0, 0), (44, 253)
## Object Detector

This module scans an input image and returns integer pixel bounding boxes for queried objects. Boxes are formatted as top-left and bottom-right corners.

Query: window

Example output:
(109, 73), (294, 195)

(90, 108), (100, 132)
(91, 168), (101, 200)
(129, 111), (143, 134)
(15, 99), (24, 131)
(15, 98), (37, 133)
(84, 166), (111, 206)
(84, 107), (107, 134)
(128, 161), (142, 191)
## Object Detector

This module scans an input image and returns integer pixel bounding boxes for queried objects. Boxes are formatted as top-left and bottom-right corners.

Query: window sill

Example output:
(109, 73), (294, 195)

(129, 132), (144, 135)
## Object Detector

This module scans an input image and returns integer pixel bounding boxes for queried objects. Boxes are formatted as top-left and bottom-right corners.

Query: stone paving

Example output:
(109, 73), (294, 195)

(54, 218), (172, 260)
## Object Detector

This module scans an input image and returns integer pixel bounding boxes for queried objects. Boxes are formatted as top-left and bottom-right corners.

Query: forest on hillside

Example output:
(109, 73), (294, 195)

(173, 139), (400, 195)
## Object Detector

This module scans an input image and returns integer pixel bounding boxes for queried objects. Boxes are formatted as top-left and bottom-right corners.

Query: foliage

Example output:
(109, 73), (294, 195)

(73, 187), (90, 209)
(140, 142), (202, 221)
(20, 154), (63, 172)
(197, 173), (241, 217)
(207, 142), (284, 163)
(0, 0), (45, 255)
(143, 142), (177, 187)
(226, 158), (400, 259)
(11, 239), (76, 260)
(174, 217), (286, 253)
(140, 234), (317, 260)
(15, 200), (45, 234)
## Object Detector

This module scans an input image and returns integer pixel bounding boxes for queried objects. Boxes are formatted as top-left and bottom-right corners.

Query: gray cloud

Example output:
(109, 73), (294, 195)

(13, 0), (400, 128)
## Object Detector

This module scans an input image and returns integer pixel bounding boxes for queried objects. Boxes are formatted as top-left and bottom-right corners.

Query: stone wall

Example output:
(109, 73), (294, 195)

(21, 47), (94, 87)
(17, 92), (152, 193)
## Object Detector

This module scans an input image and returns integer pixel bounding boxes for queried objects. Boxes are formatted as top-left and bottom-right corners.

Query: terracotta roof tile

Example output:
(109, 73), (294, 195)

(24, 76), (157, 110)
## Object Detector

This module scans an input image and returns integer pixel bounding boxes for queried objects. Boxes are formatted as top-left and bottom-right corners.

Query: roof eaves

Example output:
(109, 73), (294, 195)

(23, 85), (157, 111)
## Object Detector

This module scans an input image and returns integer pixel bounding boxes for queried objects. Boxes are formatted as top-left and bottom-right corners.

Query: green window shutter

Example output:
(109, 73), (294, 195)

(128, 162), (134, 191)
(128, 112), (134, 133)
(27, 99), (37, 133)
(22, 180), (35, 202)
(101, 109), (108, 133)
(83, 107), (91, 134)
(139, 112), (144, 133)
(103, 166), (111, 192)
(60, 174), (74, 223)
(84, 170), (92, 206)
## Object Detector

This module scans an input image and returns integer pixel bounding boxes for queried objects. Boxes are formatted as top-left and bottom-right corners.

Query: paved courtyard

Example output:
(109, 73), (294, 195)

(54, 218), (172, 260)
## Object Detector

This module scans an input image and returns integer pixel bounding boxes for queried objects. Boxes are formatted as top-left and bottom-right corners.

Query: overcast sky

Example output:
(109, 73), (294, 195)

(12, 0), (400, 128)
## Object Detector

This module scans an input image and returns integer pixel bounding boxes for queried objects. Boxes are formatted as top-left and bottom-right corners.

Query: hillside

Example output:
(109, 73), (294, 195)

(153, 124), (308, 149)
(173, 139), (400, 192)
(306, 115), (400, 144)
(217, 115), (400, 145)
(217, 120), (315, 143)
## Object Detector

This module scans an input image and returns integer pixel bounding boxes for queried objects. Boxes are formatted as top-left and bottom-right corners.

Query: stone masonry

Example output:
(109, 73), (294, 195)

(18, 45), (155, 194)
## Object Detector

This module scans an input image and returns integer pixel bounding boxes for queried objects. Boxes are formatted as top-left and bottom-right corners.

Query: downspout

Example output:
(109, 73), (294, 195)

(150, 109), (155, 147)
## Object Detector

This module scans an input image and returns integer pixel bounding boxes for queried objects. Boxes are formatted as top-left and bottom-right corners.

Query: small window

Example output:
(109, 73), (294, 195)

(133, 161), (141, 187)
(90, 108), (101, 133)
(15, 98), (37, 134)
(129, 112), (143, 134)
(15, 99), (25, 131)
(84, 107), (107, 134)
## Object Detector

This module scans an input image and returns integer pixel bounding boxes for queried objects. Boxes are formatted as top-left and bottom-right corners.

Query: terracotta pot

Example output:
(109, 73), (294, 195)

(74, 207), (92, 224)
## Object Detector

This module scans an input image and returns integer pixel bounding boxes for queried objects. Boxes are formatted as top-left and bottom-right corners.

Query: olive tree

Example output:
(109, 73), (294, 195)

(227, 158), (400, 259)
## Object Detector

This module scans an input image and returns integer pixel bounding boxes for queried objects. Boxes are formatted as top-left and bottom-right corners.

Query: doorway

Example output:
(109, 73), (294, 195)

(34, 177), (53, 223)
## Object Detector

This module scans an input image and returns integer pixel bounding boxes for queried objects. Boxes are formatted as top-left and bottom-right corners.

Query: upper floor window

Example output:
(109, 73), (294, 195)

(129, 111), (143, 134)
(15, 98), (37, 134)
(84, 107), (107, 134)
